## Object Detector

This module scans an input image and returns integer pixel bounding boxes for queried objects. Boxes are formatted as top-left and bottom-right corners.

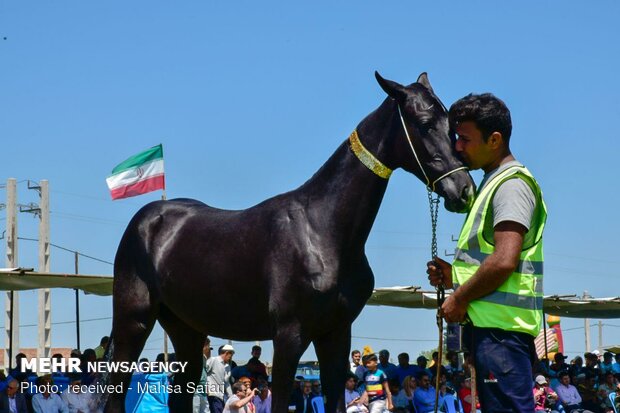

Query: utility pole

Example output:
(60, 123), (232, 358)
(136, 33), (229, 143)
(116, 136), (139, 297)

(36, 180), (51, 358)
(4, 178), (19, 371)
(598, 320), (603, 354)
(584, 291), (591, 352)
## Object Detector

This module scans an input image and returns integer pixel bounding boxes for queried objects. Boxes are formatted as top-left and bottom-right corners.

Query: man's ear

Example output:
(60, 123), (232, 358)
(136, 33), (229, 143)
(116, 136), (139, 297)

(488, 131), (503, 149)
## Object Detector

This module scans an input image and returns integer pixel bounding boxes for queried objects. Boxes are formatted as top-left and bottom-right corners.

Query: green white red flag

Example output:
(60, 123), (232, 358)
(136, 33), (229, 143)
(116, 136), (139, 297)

(106, 144), (165, 200)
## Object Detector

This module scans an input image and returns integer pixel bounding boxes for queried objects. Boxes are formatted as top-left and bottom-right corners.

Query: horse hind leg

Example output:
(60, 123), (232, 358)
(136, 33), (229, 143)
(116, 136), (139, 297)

(103, 265), (158, 413)
(157, 305), (206, 413)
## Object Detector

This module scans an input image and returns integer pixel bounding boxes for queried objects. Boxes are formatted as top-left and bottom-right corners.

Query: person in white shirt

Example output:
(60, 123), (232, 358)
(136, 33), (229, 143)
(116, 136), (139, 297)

(61, 376), (92, 413)
(350, 350), (362, 374)
(32, 376), (69, 413)
(223, 382), (257, 413)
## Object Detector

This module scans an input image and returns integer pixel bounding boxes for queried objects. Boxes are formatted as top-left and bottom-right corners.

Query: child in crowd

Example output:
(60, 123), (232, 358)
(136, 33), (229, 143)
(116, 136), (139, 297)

(344, 374), (368, 413)
(388, 379), (409, 413)
(361, 354), (393, 413)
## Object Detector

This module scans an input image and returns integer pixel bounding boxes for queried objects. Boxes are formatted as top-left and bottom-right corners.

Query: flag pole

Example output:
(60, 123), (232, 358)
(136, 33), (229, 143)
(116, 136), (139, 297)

(160, 191), (169, 361)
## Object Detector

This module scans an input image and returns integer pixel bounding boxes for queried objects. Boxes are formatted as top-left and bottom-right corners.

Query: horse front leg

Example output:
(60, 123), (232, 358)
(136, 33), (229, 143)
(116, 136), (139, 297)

(271, 323), (311, 413)
(314, 324), (351, 413)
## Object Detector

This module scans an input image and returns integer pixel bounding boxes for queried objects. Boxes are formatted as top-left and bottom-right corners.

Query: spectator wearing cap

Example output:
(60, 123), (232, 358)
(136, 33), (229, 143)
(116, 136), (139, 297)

(556, 371), (582, 412)
(416, 356), (432, 380)
(601, 352), (615, 375)
(550, 352), (570, 375)
(377, 350), (397, 380)
(206, 344), (235, 413)
(458, 377), (478, 413)
(361, 353), (392, 413)
(194, 337), (213, 413)
(533, 375), (559, 412)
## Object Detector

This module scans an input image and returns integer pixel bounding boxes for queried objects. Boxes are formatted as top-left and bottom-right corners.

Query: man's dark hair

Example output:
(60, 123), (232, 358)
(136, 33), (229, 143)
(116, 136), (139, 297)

(351, 350), (361, 356)
(398, 353), (409, 361)
(100, 336), (110, 345)
(252, 345), (262, 352)
(558, 371), (570, 379)
(449, 93), (512, 144)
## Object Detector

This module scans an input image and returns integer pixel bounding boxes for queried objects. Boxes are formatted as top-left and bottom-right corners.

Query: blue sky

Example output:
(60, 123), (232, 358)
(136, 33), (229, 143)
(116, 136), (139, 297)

(1, 1), (619, 364)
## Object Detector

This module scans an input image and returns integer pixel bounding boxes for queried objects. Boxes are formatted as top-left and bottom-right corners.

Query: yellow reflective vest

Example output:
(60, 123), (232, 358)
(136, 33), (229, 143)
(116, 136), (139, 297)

(452, 164), (547, 336)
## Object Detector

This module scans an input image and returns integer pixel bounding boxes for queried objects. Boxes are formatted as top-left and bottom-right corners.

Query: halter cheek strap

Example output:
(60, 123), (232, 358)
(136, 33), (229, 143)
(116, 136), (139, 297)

(397, 105), (469, 192)
(348, 105), (468, 189)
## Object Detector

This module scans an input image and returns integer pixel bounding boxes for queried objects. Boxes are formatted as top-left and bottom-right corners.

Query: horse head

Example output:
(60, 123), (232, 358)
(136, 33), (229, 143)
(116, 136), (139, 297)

(375, 71), (475, 213)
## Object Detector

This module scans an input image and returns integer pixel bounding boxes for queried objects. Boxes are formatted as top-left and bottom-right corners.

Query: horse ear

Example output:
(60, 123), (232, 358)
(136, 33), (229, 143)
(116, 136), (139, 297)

(416, 72), (435, 94)
(375, 71), (407, 103)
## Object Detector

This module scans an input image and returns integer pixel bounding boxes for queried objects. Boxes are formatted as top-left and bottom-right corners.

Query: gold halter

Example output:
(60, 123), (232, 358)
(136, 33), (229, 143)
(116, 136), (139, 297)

(348, 130), (393, 179)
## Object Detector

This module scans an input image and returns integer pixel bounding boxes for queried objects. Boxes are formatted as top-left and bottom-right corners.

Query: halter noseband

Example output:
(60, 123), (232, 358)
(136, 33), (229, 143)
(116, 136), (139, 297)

(348, 105), (468, 192)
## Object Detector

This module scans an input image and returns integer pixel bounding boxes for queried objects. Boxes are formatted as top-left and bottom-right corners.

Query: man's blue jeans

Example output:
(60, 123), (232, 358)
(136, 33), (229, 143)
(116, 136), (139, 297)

(465, 326), (537, 413)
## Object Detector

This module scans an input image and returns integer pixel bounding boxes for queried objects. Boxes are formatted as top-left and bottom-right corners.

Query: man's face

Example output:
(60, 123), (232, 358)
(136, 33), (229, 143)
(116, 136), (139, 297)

(6, 382), (18, 397)
(252, 348), (261, 359)
(561, 375), (570, 386)
(352, 353), (361, 364)
(419, 375), (430, 390)
(379, 354), (388, 364)
(398, 355), (408, 367)
(418, 359), (427, 368)
(222, 351), (233, 363)
(203, 345), (211, 358)
(303, 382), (312, 395)
(454, 121), (493, 171)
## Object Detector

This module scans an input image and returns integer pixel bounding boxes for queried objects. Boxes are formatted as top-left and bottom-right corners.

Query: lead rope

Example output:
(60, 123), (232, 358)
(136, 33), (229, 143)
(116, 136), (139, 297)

(428, 187), (444, 413)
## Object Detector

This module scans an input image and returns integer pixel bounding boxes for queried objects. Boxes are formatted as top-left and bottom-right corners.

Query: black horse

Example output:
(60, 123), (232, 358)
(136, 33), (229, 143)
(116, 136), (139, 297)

(102, 72), (475, 413)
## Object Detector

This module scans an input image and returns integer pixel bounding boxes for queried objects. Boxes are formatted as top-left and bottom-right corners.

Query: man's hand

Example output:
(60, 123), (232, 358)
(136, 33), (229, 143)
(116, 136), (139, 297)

(426, 256), (453, 289)
(440, 294), (468, 323)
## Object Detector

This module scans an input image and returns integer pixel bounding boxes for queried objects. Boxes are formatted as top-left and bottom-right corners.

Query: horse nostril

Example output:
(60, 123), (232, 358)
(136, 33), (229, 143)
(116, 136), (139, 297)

(461, 185), (474, 204)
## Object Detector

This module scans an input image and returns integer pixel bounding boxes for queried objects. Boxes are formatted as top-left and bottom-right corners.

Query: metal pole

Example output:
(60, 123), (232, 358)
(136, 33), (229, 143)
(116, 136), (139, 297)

(598, 320), (603, 354)
(9, 291), (14, 371)
(543, 311), (549, 360)
(75, 251), (81, 351)
(160, 192), (169, 362)
(5, 178), (19, 371)
(38, 180), (51, 358)
(584, 291), (591, 352)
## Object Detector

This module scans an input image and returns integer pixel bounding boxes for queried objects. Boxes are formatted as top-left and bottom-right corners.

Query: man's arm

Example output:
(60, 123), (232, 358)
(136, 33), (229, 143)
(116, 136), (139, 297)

(440, 221), (527, 323)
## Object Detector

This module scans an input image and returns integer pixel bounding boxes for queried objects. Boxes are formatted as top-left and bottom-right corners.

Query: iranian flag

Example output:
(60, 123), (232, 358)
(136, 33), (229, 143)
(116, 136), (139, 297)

(106, 144), (165, 200)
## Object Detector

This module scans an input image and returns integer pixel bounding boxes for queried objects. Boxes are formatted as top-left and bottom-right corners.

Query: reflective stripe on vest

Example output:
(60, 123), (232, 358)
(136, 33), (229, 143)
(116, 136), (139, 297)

(452, 164), (547, 336)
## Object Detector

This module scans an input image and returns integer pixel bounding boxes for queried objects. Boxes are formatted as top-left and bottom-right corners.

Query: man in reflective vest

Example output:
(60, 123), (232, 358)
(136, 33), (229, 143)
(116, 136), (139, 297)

(427, 93), (547, 412)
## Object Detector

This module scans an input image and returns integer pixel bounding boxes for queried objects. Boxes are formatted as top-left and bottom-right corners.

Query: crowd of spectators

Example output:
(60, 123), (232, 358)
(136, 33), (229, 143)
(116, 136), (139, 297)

(6, 336), (620, 413)
(0, 336), (111, 412)
(345, 348), (620, 413)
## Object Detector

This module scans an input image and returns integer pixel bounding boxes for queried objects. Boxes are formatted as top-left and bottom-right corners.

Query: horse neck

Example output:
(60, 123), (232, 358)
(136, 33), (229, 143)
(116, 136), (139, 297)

(299, 99), (400, 251)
